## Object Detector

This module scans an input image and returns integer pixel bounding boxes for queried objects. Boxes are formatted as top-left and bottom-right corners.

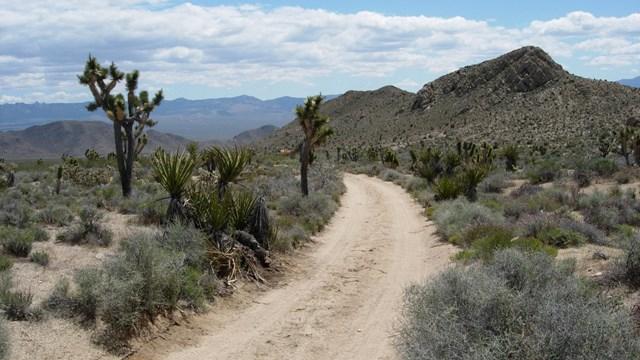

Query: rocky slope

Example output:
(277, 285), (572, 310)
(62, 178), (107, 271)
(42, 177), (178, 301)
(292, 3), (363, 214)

(265, 46), (640, 154)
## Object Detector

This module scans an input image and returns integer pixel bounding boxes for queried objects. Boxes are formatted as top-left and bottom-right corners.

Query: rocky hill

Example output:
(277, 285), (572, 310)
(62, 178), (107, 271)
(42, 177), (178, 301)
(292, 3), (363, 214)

(0, 121), (191, 159)
(232, 125), (278, 144)
(265, 46), (640, 154)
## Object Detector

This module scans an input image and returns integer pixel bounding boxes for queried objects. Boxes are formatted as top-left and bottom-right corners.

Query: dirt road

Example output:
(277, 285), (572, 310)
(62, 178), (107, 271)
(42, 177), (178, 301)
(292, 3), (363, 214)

(130, 173), (456, 360)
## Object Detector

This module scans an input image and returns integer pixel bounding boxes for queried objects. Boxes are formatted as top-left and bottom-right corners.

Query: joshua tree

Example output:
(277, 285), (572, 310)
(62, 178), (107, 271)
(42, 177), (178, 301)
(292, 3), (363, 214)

(616, 126), (635, 166)
(296, 95), (333, 196)
(597, 130), (614, 158)
(78, 55), (163, 197)
(152, 150), (196, 221)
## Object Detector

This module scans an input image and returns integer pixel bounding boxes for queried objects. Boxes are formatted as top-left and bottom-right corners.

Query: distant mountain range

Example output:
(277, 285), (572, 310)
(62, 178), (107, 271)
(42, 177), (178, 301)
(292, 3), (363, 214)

(0, 121), (191, 159)
(619, 76), (640, 88)
(0, 95), (331, 140)
(265, 46), (640, 154)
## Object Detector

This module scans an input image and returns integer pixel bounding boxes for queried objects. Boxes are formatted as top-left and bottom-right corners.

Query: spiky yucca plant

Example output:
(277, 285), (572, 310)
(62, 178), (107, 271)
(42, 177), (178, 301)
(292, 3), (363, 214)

(205, 146), (252, 198)
(501, 144), (519, 172)
(152, 150), (196, 221)
(296, 95), (333, 196)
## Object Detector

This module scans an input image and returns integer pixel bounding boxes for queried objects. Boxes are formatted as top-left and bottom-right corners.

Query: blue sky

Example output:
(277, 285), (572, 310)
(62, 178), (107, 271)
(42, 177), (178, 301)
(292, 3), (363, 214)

(0, 1), (638, 103)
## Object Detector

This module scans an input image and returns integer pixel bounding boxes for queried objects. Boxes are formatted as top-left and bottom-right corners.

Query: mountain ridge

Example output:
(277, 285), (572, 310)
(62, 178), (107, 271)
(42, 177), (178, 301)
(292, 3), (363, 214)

(264, 46), (640, 154)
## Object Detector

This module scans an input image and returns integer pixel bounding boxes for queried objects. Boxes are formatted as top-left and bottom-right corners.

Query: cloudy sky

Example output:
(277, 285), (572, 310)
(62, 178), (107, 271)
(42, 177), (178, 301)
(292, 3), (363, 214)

(0, 0), (639, 103)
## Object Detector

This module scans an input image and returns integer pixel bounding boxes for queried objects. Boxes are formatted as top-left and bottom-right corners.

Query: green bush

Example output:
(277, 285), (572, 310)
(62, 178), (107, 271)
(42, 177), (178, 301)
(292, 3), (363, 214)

(526, 159), (561, 184)
(398, 249), (640, 360)
(56, 206), (112, 247)
(479, 172), (510, 193)
(30, 251), (49, 266)
(74, 268), (101, 321)
(0, 257), (11, 272)
(432, 198), (505, 240)
(433, 177), (463, 201)
(1, 290), (33, 321)
(36, 206), (74, 226)
(98, 233), (209, 344)
(3, 236), (32, 257)
(535, 226), (586, 248)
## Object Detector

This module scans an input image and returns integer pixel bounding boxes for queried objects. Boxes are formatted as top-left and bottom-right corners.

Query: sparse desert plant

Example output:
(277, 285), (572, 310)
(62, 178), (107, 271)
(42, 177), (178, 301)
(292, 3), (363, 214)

(398, 249), (640, 360)
(296, 95), (333, 196)
(30, 251), (49, 266)
(1, 290), (34, 321)
(0, 316), (8, 359)
(479, 171), (510, 193)
(56, 206), (112, 246)
(78, 56), (163, 197)
(380, 168), (402, 182)
(36, 206), (74, 226)
(0, 257), (11, 272)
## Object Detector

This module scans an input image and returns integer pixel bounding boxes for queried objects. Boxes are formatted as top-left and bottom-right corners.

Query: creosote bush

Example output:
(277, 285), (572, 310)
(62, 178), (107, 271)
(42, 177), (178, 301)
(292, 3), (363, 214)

(398, 249), (640, 360)
(431, 198), (504, 240)
(30, 251), (49, 266)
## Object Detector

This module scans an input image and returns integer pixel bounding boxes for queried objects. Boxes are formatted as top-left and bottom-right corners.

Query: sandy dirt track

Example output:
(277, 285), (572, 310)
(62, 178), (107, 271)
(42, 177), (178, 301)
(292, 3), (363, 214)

(130, 173), (456, 360)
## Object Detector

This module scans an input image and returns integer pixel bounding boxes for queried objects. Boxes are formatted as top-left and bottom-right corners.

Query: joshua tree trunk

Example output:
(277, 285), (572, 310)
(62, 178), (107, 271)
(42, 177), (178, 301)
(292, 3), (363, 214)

(300, 141), (310, 196)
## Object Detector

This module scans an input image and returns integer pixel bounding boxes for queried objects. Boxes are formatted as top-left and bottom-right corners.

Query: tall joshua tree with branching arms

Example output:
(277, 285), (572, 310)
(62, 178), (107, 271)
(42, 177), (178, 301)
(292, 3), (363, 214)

(296, 95), (333, 196)
(78, 55), (163, 197)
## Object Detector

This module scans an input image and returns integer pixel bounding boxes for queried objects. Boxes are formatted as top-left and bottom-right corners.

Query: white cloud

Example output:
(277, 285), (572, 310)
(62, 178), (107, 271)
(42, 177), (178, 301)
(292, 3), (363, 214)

(0, 3), (638, 103)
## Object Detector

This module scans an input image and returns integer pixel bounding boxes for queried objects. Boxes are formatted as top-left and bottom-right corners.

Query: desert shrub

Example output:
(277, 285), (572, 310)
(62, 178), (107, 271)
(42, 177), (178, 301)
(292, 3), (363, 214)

(26, 227), (48, 242)
(580, 191), (640, 232)
(0, 257), (11, 272)
(518, 213), (603, 246)
(398, 249), (640, 360)
(277, 192), (337, 233)
(74, 268), (102, 321)
(1, 290), (33, 321)
(98, 233), (207, 343)
(615, 171), (632, 184)
(609, 235), (640, 288)
(30, 251), (49, 266)
(453, 225), (556, 261)
(380, 169), (402, 182)
(589, 158), (619, 177)
(536, 226), (586, 248)
(56, 206), (113, 246)
(273, 224), (307, 252)
(36, 206), (74, 226)
(432, 198), (504, 240)
(0, 317), (8, 359)
(0, 199), (32, 228)
(478, 172), (510, 193)
(3, 236), (32, 257)
(433, 177), (463, 201)
(510, 183), (543, 198)
(572, 168), (592, 188)
(138, 200), (166, 225)
(158, 223), (207, 268)
(526, 159), (561, 184)
(45, 278), (75, 316)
